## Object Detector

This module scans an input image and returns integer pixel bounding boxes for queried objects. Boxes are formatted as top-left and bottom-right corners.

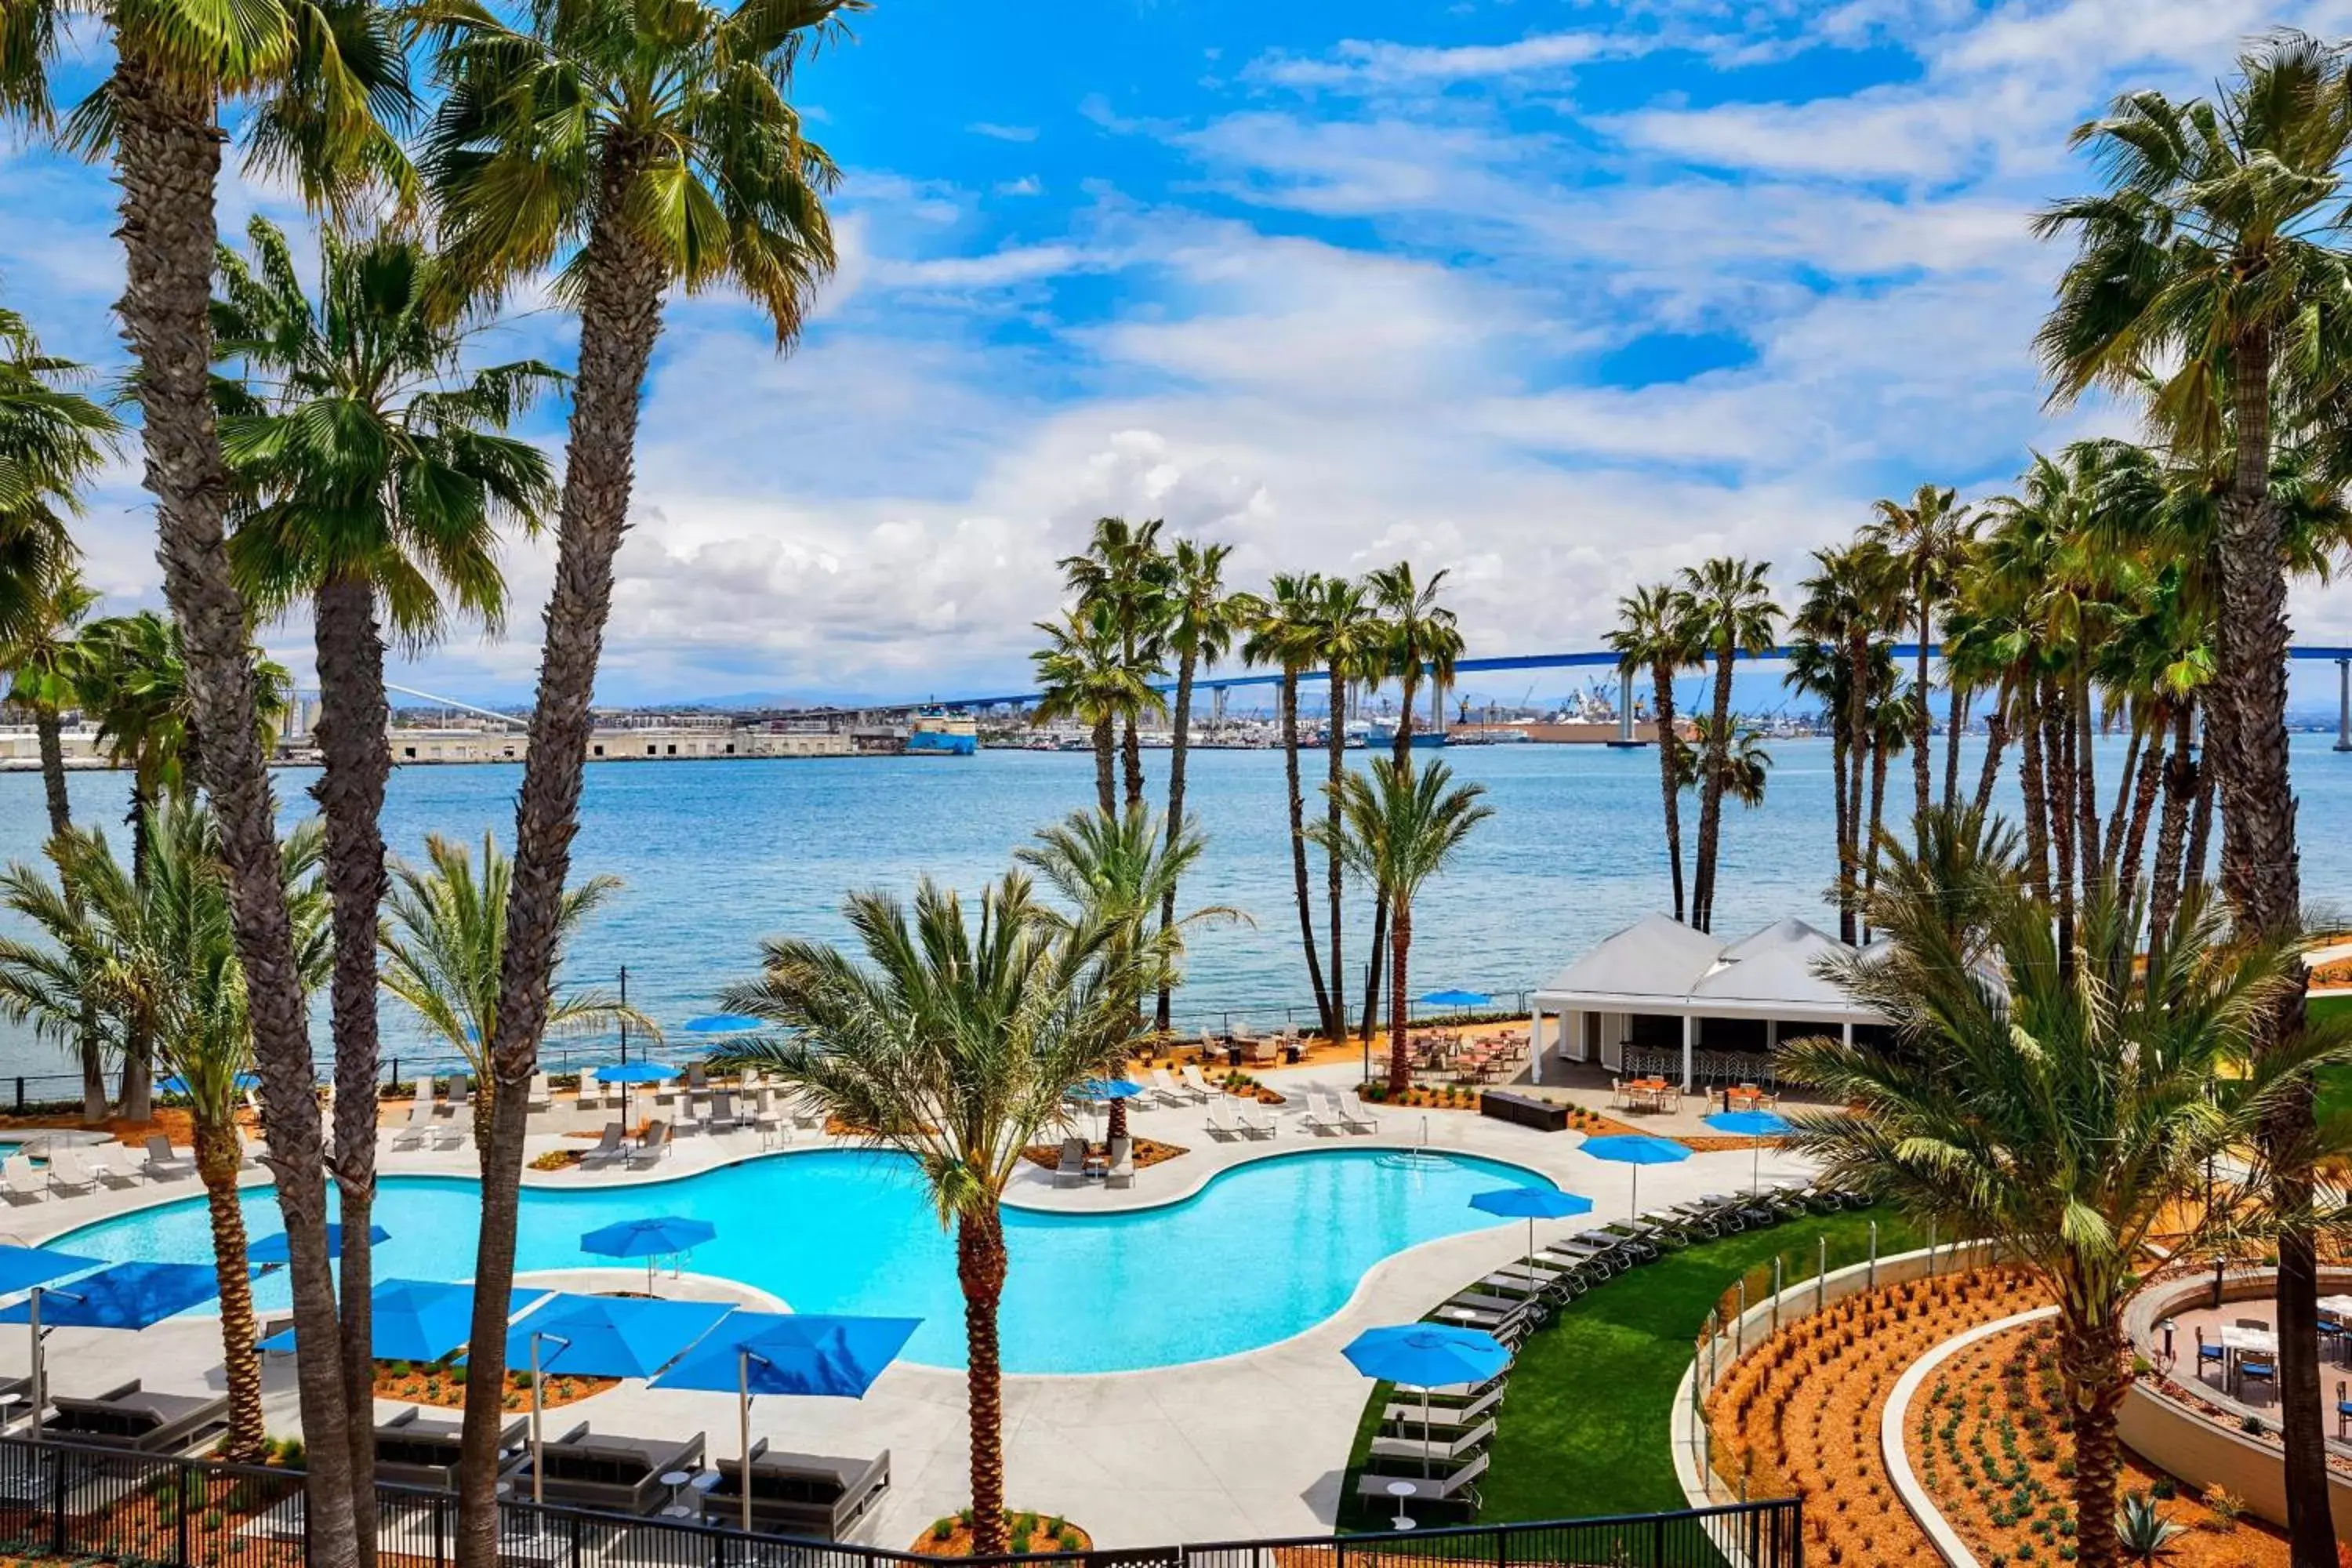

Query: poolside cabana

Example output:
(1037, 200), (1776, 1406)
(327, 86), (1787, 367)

(1527, 916), (1886, 1091)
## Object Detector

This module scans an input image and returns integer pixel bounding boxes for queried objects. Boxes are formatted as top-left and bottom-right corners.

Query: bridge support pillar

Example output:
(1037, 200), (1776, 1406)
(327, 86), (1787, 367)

(1619, 672), (1636, 744)
(2338, 659), (2350, 753)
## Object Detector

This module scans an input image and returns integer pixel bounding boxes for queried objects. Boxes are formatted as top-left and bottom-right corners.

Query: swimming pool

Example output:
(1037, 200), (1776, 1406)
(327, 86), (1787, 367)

(50, 1148), (1552, 1374)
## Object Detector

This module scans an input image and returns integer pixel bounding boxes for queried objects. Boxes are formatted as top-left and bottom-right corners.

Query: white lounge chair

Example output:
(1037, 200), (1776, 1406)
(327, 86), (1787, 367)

(85, 1146), (141, 1189)
(389, 1082), (435, 1151)
(2, 1156), (44, 1203)
(524, 1073), (553, 1112)
(1104, 1136), (1134, 1189)
(574, 1070), (601, 1116)
(1236, 1102), (1279, 1141)
(1179, 1065), (1221, 1103)
(750, 1089), (786, 1147)
(1203, 1100), (1239, 1141)
(45, 1149), (96, 1196)
(443, 1073), (470, 1120)
(141, 1136), (196, 1180)
(431, 1117), (469, 1152)
(1298, 1095), (1345, 1136)
(1334, 1094), (1378, 1134)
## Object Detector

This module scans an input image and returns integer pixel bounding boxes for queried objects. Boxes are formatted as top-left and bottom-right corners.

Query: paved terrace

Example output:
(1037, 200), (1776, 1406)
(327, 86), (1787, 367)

(0, 1060), (1817, 1549)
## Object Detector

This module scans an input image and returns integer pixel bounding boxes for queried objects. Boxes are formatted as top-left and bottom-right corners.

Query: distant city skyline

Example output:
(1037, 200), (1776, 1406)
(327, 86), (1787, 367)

(9, 0), (2343, 704)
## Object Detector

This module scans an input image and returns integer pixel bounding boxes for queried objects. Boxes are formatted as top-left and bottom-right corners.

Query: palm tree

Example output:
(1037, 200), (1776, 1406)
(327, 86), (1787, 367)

(1609, 582), (1697, 923)
(214, 213), (560, 1472)
(379, 833), (649, 1154)
(1312, 759), (1491, 1094)
(0, 301), (116, 662)
(1153, 540), (1243, 1033)
(415, 0), (846, 1548)
(710, 877), (1139, 1555)
(1310, 575), (1382, 1029)
(1237, 575), (1336, 1038)
(1032, 603), (1157, 818)
(1863, 484), (1974, 829)
(1676, 557), (1780, 933)
(1058, 517), (1169, 811)
(2, 0), (414, 1547)
(1356, 561), (1462, 1038)
(1016, 808), (1243, 1137)
(0, 803), (330, 1463)
(1781, 815), (2348, 1568)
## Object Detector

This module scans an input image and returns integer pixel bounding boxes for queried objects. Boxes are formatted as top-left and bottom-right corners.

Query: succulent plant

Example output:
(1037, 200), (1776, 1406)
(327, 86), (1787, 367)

(2114, 1494), (2182, 1563)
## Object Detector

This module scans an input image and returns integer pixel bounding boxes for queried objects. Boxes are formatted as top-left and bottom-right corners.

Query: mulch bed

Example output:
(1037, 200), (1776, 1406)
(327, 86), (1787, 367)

(912, 1511), (1090, 1556)
(1358, 1085), (1481, 1112)
(1019, 1138), (1186, 1172)
(374, 1359), (615, 1412)
(528, 1149), (585, 1171)
(1911, 1320), (2288, 1566)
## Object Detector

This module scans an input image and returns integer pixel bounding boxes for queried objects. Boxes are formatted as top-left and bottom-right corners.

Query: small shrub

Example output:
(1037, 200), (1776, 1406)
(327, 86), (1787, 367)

(2148, 1476), (2175, 1501)
(2239, 1414), (2264, 1436)
(2203, 1487), (2245, 1527)
(931, 1519), (954, 1542)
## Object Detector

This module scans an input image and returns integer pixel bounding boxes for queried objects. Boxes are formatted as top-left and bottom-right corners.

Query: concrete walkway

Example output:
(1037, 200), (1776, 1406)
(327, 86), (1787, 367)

(0, 1060), (1815, 1548)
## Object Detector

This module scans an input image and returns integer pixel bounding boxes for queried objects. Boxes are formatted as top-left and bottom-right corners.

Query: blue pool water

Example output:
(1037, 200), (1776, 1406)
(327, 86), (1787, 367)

(48, 1148), (1551, 1374)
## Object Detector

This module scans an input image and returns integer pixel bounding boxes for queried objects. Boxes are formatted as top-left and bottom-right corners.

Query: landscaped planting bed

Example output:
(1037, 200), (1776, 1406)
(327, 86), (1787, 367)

(1705, 1267), (2048, 1566)
(1910, 1319), (2288, 1567)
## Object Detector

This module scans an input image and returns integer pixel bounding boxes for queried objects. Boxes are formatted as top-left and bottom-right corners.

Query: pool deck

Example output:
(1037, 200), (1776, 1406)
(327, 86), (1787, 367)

(0, 1062), (1813, 1548)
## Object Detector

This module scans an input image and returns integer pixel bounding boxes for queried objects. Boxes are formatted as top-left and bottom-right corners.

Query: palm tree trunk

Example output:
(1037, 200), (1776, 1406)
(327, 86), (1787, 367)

(1385, 897), (1411, 1095)
(958, 1208), (1010, 1556)
(1090, 715), (1114, 815)
(2074, 675), (2101, 906)
(34, 709), (70, 842)
(1911, 590), (1932, 828)
(1842, 634), (1871, 941)
(1359, 897), (1386, 1042)
(2019, 678), (2049, 896)
(1973, 677), (2012, 819)
(2216, 327), (2327, 1568)
(1652, 666), (1686, 924)
(2114, 718), (2164, 914)
(196, 1119), (265, 1463)
(1863, 731), (1889, 941)
(1942, 682), (1967, 812)
(1829, 727), (1853, 946)
(1156, 648), (1196, 1035)
(457, 202), (670, 1568)
(111, 55), (358, 1568)
(1325, 662), (1347, 1025)
(1120, 715), (1143, 811)
(2097, 710), (2140, 884)
(2059, 1311), (2130, 1568)
(1693, 648), (1735, 932)
(2042, 675), (2075, 959)
(2147, 703), (2197, 949)
(1280, 673), (1333, 1036)
(2183, 749), (2216, 902)
(312, 572), (387, 1563)
(35, 713), (103, 1123)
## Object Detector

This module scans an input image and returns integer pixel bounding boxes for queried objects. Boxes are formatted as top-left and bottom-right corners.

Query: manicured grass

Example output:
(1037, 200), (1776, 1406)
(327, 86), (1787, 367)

(2310, 994), (2352, 1124)
(1338, 1207), (1919, 1530)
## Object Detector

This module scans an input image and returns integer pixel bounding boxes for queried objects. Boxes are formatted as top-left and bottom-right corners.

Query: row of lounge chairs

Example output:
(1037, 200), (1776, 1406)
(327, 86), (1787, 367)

(1356, 1178), (1871, 1523)
(13, 1379), (230, 1455)
(1, 1136), (227, 1204)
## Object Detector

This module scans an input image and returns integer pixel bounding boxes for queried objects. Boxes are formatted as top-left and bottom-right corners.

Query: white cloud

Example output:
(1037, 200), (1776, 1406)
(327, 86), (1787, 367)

(967, 122), (1039, 142)
(1250, 31), (1624, 90)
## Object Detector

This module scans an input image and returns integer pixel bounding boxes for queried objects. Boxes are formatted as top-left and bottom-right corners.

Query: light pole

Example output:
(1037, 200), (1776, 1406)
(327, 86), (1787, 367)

(735, 1347), (775, 1533)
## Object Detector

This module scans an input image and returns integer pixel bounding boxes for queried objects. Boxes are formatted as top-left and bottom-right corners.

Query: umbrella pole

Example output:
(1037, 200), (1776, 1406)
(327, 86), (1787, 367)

(26, 1288), (39, 1441)
(1752, 1141), (1762, 1198)
(530, 1333), (545, 1508)
(1631, 1166), (1639, 1224)
(1421, 1383), (1432, 1480)
(739, 1349), (754, 1534)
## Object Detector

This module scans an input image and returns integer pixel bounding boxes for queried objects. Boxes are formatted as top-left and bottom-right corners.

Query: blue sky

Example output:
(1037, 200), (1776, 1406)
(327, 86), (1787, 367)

(9, 0), (2352, 708)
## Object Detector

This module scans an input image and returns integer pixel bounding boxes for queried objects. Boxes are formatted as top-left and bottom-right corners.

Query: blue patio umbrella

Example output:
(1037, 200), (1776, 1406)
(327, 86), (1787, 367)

(1703, 1109), (1795, 1196)
(1580, 1133), (1691, 1220)
(0, 1259), (220, 1436)
(652, 1312), (921, 1531)
(258, 1279), (550, 1360)
(158, 1071), (259, 1097)
(595, 1059), (677, 1127)
(580, 1215), (717, 1294)
(496, 1292), (739, 1504)
(0, 1244), (96, 1297)
(1417, 989), (1492, 1010)
(249, 1222), (390, 1265)
(1342, 1323), (1511, 1483)
(680, 1014), (765, 1036)
(1068, 1078), (1143, 1102)
(1468, 1185), (1596, 1271)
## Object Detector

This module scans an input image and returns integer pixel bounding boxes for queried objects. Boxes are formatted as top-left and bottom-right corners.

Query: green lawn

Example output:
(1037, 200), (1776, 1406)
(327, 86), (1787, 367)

(1338, 1207), (1920, 1530)
(2310, 994), (2352, 1123)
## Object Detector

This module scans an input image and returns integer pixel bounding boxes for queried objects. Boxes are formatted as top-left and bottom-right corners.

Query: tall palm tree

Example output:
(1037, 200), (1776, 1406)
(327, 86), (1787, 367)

(1782, 815), (2348, 1568)
(379, 832), (649, 1153)
(1237, 575), (1336, 1038)
(1310, 575), (1381, 1029)
(1154, 540), (1243, 1033)
(1016, 808), (1242, 1137)
(1864, 484), (1974, 829)
(1032, 603), (1157, 818)
(1312, 759), (1491, 1094)
(1356, 561), (1462, 1039)
(710, 877), (1139, 1555)
(0, 803), (330, 1463)
(2, 5), (414, 1552)
(1609, 582), (1697, 924)
(415, 0), (847, 1549)
(0, 303), (116, 655)
(214, 213), (559, 1477)
(1058, 517), (1169, 811)
(1676, 557), (1780, 933)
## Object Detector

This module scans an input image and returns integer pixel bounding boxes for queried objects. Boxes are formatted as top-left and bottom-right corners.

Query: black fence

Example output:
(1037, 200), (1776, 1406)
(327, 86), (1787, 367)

(0, 1434), (1799, 1568)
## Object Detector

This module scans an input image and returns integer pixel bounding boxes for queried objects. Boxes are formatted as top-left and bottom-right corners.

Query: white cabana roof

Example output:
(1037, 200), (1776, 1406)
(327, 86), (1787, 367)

(1534, 914), (1882, 1023)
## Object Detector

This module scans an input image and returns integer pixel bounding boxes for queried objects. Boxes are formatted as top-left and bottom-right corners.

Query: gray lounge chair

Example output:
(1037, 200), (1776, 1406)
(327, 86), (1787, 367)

(45, 1381), (228, 1454)
(1367, 1417), (1495, 1466)
(1053, 1137), (1087, 1189)
(374, 1406), (529, 1490)
(629, 1120), (673, 1167)
(702, 1439), (891, 1539)
(1356, 1450), (1487, 1515)
(140, 1136), (195, 1181)
(526, 1421), (706, 1516)
(582, 1123), (628, 1168)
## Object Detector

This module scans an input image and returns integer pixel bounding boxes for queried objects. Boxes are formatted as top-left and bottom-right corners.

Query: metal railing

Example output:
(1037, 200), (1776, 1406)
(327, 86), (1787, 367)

(0, 1432), (1799, 1568)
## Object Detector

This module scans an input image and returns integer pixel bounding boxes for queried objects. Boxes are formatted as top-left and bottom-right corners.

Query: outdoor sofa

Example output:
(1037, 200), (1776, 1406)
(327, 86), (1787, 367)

(44, 1381), (228, 1454)
(702, 1439), (891, 1540)
(526, 1421), (705, 1516)
(373, 1406), (530, 1491)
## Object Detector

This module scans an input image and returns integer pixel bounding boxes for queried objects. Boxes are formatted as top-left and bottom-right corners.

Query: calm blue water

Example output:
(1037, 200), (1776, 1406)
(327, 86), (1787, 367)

(5, 738), (2352, 1080)
(47, 1148), (1550, 1372)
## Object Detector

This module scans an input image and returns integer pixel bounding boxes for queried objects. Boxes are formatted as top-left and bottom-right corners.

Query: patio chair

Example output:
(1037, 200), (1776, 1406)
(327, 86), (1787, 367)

(390, 1081), (435, 1151)
(528, 1422), (706, 1516)
(85, 1146), (140, 1189)
(574, 1071), (601, 1116)
(1248, 1035), (1279, 1066)
(2194, 1327), (2227, 1386)
(1298, 1096), (1345, 1136)
(1333, 1093), (1377, 1134)
(686, 1062), (709, 1092)
(628, 1121), (673, 1167)
(46, 1381), (230, 1454)
(1105, 1136), (1134, 1189)
(524, 1073), (553, 1112)
(2, 1156), (44, 1204)
(789, 1094), (825, 1131)
(1384, 1384), (1503, 1433)
(1354, 1450), (1487, 1516)
(702, 1439), (891, 1540)
(1054, 1137), (1088, 1189)
(1179, 1065), (1221, 1102)
(1147, 1067), (1189, 1108)
(375, 1407), (530, 1491)
(1367, 1418), (1494, 1468)
(442, 1073), (470, 1120)
(1203, 1099), (1240, 1141)
(2339, 1380), (2352, 1439)
(750, 1089), (786, 1147)
(44, 1149), (96, 1197)
(142, 1136), (196, 1181)
(706, 1091), (741, 1132)
(583, 1123), (629, 1169)
(1236, 1101), (1278, 1140)
(2237, 1356), (2278, 1399)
